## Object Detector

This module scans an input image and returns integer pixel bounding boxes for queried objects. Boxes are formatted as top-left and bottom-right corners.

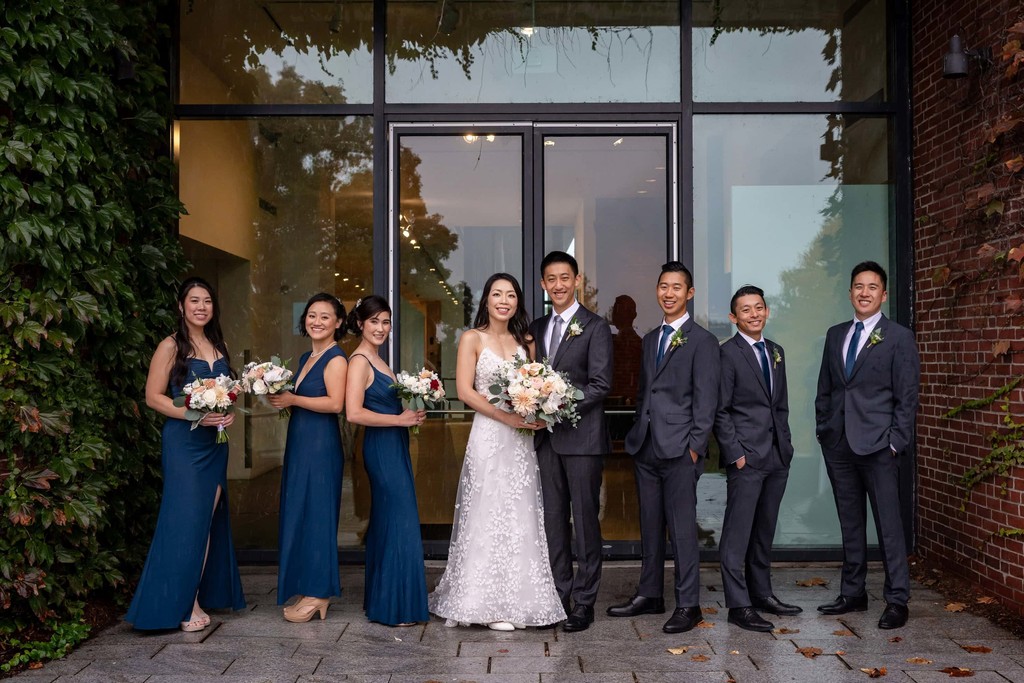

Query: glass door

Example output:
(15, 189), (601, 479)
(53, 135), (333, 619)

(389, 123), (676, 555)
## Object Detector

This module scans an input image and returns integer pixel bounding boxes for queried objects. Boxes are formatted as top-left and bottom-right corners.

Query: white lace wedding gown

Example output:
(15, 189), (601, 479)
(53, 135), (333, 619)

(428, 347), (566, 627)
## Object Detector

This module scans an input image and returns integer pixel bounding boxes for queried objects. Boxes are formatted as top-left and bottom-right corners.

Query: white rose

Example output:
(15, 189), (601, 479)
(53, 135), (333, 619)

(201, 388), (218, 407)
(252, 378), (268, 395)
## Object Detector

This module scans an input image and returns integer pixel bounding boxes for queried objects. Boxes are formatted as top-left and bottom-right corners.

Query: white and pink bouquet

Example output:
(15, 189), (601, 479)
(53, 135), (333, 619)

(390, 367), (446, 433)
(240, 356), (294, 418)
(173, 375), (243, 443)
(487, 357), (584, 434)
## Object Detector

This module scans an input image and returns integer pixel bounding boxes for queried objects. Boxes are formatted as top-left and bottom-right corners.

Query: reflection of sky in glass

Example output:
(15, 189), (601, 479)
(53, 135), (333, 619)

(693, 28), (837, 101)
(256, 45), (373, 103)
(388, 26), (680, 103)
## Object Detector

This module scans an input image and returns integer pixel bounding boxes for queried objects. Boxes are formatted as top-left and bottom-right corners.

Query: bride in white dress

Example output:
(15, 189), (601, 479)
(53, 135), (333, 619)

(429, 273), (567, 631)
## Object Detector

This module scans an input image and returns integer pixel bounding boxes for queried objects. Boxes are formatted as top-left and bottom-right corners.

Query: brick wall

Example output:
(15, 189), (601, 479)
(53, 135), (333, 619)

(911, 1), (1024, 612)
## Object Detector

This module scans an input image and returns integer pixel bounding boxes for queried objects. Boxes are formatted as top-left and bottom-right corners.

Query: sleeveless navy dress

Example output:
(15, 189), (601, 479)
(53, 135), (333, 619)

(356, 356), (429, 625)
(277, 346), (346, 603)
(126, 357), (246, 630)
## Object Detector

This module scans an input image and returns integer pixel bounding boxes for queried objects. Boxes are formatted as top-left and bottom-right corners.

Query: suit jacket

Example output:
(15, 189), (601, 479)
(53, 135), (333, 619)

(815, 314), (920, 455)
(714, 333), (794, 467)
(624, 317), (720, 460)
(529, 305), (613, 455)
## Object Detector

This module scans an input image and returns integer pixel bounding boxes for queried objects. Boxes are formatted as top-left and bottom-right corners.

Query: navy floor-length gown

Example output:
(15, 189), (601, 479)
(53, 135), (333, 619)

(357, 357), (429, 625)
(126, 357), (246, 630)
(277, 346), (346, 604)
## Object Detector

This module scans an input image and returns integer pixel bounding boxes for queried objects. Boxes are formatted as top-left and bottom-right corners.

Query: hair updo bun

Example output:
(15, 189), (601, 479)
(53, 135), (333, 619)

(346, 294), (392, 336)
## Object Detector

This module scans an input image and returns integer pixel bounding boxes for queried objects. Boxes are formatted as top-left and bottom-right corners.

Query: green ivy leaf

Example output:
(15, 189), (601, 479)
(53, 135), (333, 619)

(65, 292), (100, 323)
(21, 58), (52, 98)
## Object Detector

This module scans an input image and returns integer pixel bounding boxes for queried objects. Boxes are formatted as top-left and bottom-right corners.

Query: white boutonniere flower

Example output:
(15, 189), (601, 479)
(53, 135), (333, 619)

(669, 329), (687, 349)
(867, 327), (885, 347)
(772, 348), (782, 368)
(567, 317), (584, 337)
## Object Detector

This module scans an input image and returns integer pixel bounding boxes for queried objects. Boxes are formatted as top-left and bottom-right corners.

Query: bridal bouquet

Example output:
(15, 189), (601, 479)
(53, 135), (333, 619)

(390, 367), (446, 433)
(240, 356), (294, 418)
(488, 357), (584, 434)
(173, 375), (243, 443)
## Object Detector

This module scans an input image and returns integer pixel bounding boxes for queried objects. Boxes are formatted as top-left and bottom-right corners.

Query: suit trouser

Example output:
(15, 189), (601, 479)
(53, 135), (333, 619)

(536, 441), (604, 607)
(633, 436), (701, 607)
(823, 438), (910, 606)
(719, 446), (790, 608)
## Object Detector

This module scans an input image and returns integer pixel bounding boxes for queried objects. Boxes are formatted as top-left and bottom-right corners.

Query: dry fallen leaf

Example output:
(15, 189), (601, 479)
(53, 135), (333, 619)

(773, 627), (800, 634)
(906, 657), (934, 664)
(976, 596), (997, 605)
(27, 662), (43, 670)
(667, 646), (689, 655)
(889, 636), (903, 643)
(795, 577), (829, 587)
(860, 667), (887, 678)
(945, 602), (967, 612)
(940, 667), (975, 677)
(729, 650), (741, 655)
(835, 650), (847, 655)
(691, 654), (710, 662)
(797, 647), (823, 659)
(833, 629), (855, 636)
(497, 649), (509, 654)
(702, 606), (719, 615)
(696, 620), (714, 628)
(961, 645), (992, 653)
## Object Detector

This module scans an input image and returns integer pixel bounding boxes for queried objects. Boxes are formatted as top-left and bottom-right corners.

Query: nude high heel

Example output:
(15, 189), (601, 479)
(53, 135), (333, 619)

(283, 596), (329, 623)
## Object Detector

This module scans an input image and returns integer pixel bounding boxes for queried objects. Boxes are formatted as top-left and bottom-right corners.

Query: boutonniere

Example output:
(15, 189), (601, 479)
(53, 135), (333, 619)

(867, 327), (884, 347)
(669, 329), (687, 349)
(772, 348), (782, 368)
(567, 316), (584, 337)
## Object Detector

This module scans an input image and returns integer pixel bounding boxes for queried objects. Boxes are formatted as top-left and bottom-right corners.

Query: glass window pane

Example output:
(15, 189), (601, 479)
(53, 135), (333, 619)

(387, 0), (680, 103)
(542, 133), (670, 541)
(396, 133), (523, 542)
(180, 1), (373, 105)
(176, 117), (374, 550)
(693, 114), (893, 548)
(693, 0), (888, 102)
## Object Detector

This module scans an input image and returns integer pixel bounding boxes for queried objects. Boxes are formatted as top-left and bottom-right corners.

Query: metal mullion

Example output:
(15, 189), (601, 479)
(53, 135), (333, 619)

(693, 101), (897, 115)
(174, 104), (373, 119)
(680, 0), (692, 265)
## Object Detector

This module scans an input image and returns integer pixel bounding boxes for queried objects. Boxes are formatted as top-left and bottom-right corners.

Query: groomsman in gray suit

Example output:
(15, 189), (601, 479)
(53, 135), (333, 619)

(608, 262), (720, 634)
(815, 261), (919, 630)
(529, 251), (613, 632)
(715, 285), (801, 633)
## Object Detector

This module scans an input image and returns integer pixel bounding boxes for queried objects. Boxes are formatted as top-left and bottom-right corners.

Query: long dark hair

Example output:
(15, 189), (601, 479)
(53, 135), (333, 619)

(299, 292), (347, 341)
(473, 273), (531, 348)
(170, 277), (232, 389)
(346, 295), (392, 336)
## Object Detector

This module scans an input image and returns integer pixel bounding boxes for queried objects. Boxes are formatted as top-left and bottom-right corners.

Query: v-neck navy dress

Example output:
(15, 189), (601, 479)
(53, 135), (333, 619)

(126, 357), (246, 630)
(356, 357), (429, 625)
(277, 346), (346, 603)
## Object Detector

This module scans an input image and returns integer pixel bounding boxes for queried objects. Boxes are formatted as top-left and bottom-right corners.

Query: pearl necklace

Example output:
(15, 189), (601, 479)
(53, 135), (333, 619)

(309, 342), (337, 360)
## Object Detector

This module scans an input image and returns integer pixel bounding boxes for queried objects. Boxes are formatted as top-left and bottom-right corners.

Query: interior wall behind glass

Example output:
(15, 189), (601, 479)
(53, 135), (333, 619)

(386, 0), (680, 103)
(177, 117), (374, 549)
(180, 0), (373, 104)
(692, 114), (893, 548)
(692, 0), (887, 102)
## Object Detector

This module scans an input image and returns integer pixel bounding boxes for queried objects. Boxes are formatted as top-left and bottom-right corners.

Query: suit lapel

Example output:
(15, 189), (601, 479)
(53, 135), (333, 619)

(835, 323), (852, 383)
(536, 315), (550, 360)
(849, 315), (886, 380)
(654, 318), (691, 380)
(737, 334), (770, 398)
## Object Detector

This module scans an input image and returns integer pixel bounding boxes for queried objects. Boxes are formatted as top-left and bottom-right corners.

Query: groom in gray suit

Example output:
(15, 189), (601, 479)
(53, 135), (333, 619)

(815, 261), (919, 630)
(529, 251), (613, 632)
(608, 261), (719, 634)
(715, 285), (800, 633)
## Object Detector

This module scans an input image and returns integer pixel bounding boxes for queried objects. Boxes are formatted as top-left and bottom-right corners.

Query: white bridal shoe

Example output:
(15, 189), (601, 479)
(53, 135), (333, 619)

(488, 621), (515, 631)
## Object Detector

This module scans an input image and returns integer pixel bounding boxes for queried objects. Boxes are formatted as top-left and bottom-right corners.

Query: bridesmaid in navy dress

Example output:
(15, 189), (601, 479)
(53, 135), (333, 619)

(126, 277), (246, 631)
(268, 293), (348, 622)
(344, 296), (430, 626)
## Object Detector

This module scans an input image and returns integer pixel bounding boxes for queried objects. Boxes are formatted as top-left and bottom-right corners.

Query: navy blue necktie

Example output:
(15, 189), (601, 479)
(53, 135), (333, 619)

(845, 321), (864, 379)
(655, 324), (673, 366)
(754, 341), (772, 394)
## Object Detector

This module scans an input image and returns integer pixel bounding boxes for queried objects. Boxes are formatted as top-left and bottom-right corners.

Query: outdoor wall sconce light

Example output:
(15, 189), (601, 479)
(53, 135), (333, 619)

(942, 34), (993, 78)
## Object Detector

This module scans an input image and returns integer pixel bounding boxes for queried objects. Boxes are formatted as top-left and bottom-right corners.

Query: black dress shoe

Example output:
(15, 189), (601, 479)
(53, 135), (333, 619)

(817, 594), (868, 615)
(728, 607), (774, 633)
(662, 606), (702, 634)
(562, 604), (595, 632)
(606, 595), (666, 617)
(878, 603), (909, 630)
(751, 595), (803, 616)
